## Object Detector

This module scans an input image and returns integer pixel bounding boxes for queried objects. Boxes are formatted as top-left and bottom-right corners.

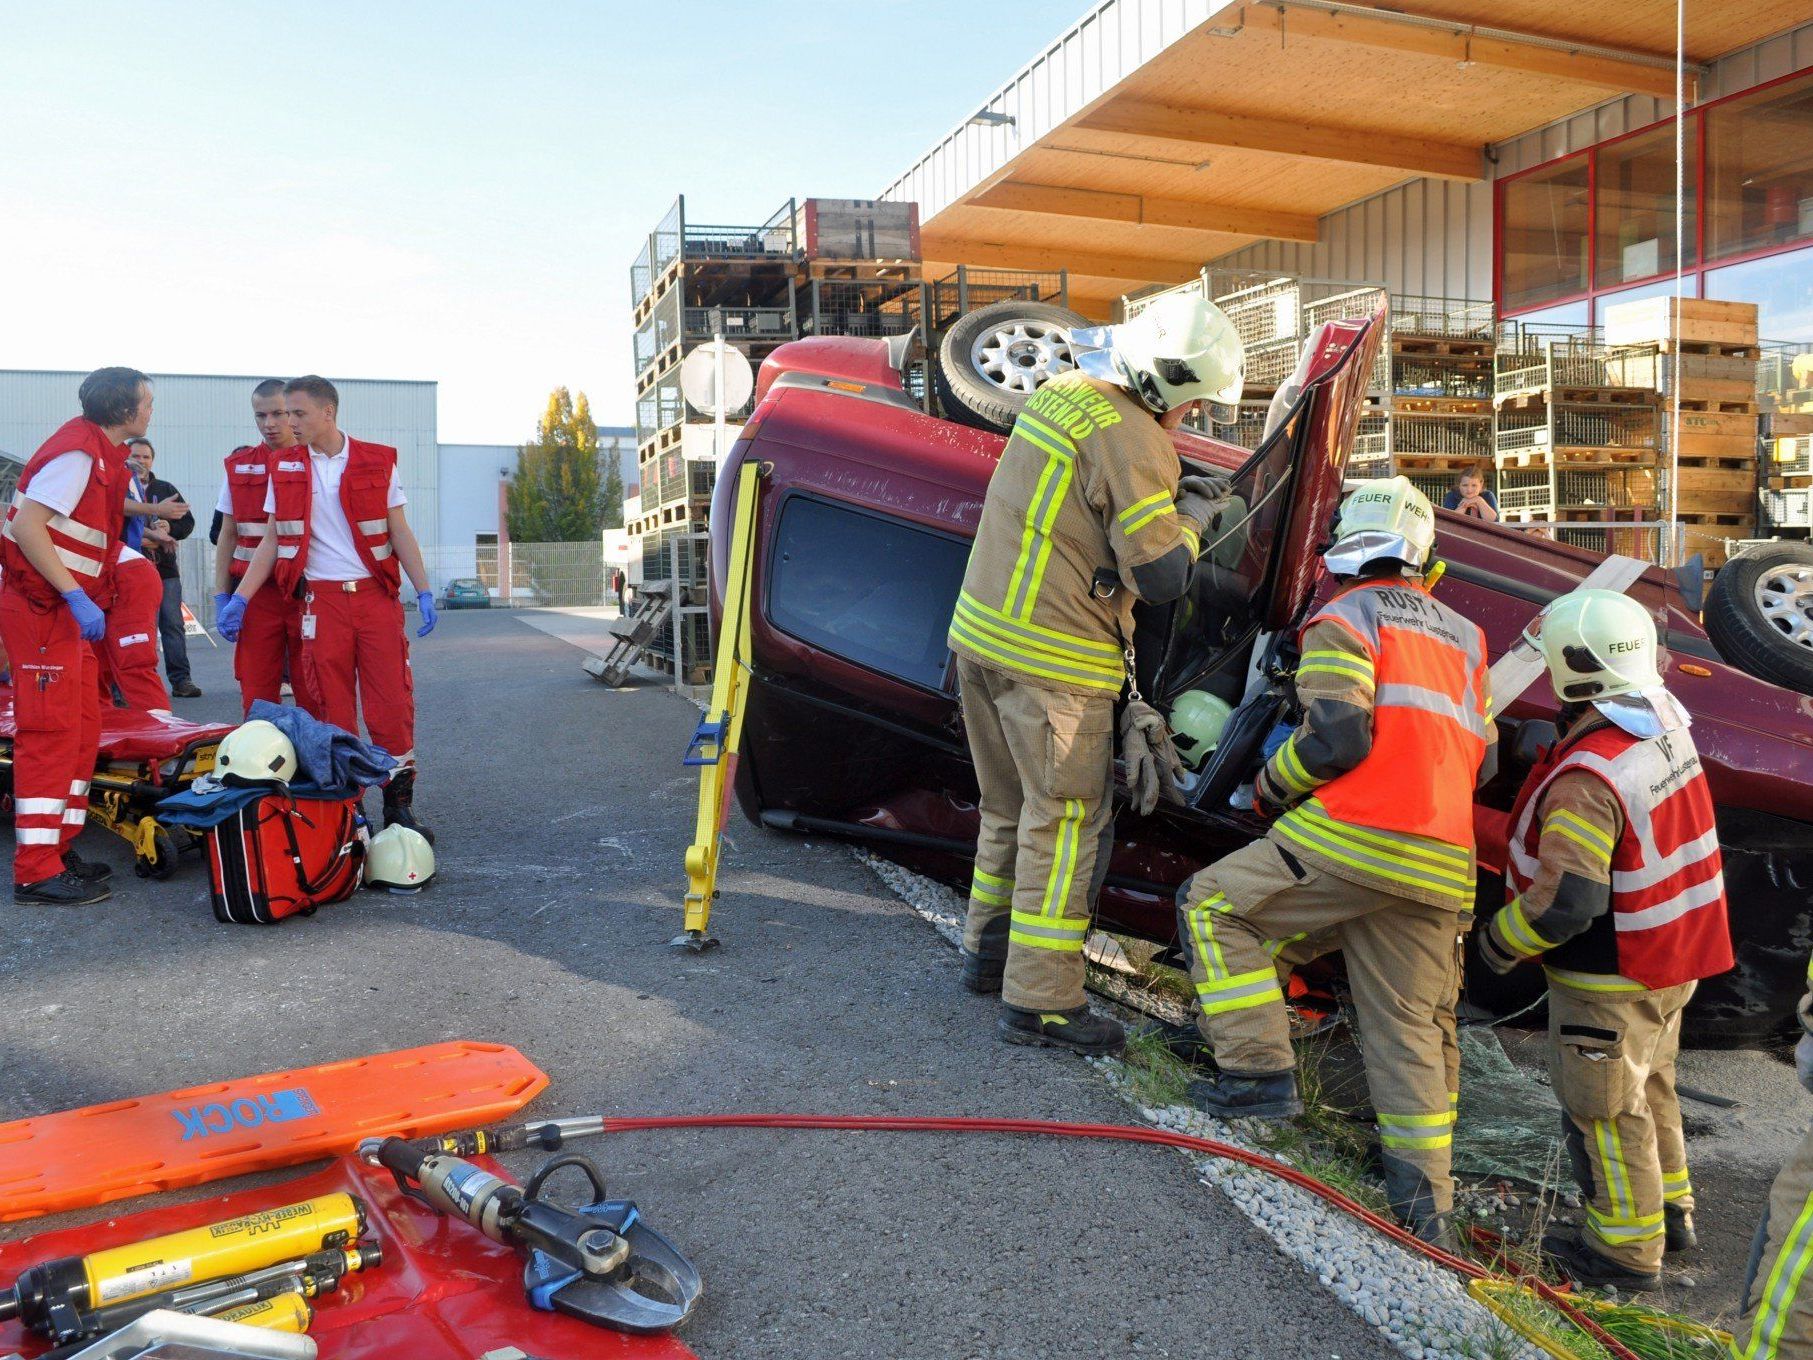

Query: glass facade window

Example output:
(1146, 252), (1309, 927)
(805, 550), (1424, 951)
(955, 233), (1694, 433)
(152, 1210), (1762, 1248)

(1706, 73), (1813, 262)
(1500, 155), (1590, 311)
(1704, 247), (1813, 343)
(1594, 125), (1696, 286)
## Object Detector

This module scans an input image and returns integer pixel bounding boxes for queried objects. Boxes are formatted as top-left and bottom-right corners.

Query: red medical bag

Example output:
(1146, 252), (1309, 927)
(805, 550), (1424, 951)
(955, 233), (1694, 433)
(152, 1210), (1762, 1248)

(207, 792), (366, 924)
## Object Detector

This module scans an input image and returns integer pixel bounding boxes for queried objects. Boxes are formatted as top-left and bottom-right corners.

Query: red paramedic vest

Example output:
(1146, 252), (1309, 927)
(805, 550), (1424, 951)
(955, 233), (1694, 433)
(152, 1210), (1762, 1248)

(223, 444), (276, 582)
(1505, 721), (1732, 990)
(1304, 578), (1491, 848)
(1, 417), (127, 609)
(269, 438), (401, 595)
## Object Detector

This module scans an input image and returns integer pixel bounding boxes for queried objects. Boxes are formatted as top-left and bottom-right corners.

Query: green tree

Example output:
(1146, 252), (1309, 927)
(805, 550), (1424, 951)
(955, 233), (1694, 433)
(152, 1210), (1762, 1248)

(600, 434), (625, 530)
(508, 386), (607, 602)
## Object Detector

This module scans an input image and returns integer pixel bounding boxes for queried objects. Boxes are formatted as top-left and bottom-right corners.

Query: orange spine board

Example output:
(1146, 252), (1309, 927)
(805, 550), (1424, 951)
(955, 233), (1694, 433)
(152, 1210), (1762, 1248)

(0, 1040), (548, 1223)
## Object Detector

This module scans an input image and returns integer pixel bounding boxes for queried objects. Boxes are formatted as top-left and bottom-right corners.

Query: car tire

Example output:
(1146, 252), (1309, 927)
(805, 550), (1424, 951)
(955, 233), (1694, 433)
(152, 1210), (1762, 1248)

(933, 301), (1090, 434)
(1704, 541), (1813, 697)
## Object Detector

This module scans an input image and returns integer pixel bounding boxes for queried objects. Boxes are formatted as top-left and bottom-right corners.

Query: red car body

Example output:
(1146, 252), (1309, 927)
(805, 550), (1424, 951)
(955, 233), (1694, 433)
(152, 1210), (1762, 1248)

(712, 323), (1813, 1046)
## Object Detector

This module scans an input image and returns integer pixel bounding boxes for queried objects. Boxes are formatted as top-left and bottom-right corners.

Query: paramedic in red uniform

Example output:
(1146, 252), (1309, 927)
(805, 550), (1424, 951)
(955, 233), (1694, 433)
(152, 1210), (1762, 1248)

(222, 375), (438, 837)
(0, 367), (152, 905)
(213, 378), (320, 716)
(97, 544), (171, 712)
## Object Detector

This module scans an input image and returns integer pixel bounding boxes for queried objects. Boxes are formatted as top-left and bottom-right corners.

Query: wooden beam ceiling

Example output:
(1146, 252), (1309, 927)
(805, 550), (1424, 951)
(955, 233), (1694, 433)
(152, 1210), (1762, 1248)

(969, 182), (1321, 244)
(1239, 6), (1687, 102)
(920, 235), (1204, 285)
(1077, 97), (1483, 182)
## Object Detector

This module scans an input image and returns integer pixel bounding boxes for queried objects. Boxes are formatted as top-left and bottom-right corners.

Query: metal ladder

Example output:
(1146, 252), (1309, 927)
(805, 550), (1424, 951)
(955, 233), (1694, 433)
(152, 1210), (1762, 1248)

(582, 581), (676, 687)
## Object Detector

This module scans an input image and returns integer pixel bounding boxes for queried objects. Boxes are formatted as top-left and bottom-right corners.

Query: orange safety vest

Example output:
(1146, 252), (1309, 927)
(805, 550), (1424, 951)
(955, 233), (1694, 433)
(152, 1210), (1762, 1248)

(1304, 578), (1489, 848)
(223, 444), (274, 582)
(268, 438), (400, 595)
(1, 417), (127, 609)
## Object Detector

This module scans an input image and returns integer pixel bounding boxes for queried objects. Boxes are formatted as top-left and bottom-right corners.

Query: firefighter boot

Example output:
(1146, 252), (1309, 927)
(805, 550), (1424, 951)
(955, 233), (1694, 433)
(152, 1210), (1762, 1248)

(961, 950), (1005, 995)
(1410, 1211), (1462, 1256)
(1665, 1204), (1698, 1253)
(382, 768), (435, 845)
(63, 849), (113, 882)
(1187, 1070), (1303, 1121)
(998, 1005), (1126, 1056)
(1541, 1225), (1661, 1293)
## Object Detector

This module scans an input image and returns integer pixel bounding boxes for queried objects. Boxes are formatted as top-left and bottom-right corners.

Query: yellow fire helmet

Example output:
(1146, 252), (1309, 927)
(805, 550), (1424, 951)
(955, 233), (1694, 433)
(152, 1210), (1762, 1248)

(1168, 689), (1233, 770)
(1324, 476), (1437, 576)
(364, 824), (435, 893)
(214, 719), (298, 786)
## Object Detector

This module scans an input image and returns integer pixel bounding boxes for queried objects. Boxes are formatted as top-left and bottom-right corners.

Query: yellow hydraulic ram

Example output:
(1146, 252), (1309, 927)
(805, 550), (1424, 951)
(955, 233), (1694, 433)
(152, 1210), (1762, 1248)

(0, 1192), (364, 1339)
(677, 459), (764, 952)
(211, 1291), (314, 1335)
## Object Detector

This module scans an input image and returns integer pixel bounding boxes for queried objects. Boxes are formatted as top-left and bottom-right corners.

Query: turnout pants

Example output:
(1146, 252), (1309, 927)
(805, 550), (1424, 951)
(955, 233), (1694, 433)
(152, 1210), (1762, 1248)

(957, 658), (1114, 1013)
(301, 582), (415, 767)
(1177, 836), (1461, 1219)
(236, 583), (319, 716)
(0, 590), (100, 884)
(1547, 979), (1695, 1274)
(1739, 1123), (1813, 1360)
(98, 556), (169, 711)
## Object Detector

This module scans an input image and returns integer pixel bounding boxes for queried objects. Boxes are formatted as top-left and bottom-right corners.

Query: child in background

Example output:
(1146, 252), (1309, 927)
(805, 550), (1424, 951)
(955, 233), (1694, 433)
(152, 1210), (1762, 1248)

(1442, 465), (1499, 522)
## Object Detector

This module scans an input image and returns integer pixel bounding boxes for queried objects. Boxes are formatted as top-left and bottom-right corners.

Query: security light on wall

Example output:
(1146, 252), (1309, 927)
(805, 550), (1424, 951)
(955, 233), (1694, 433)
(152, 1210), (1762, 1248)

(968, 110), (1016, 128)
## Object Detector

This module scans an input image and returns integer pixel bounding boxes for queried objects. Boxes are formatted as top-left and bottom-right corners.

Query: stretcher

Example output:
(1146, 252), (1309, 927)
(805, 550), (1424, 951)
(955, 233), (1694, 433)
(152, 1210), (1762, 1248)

(0, 685), (234, 879)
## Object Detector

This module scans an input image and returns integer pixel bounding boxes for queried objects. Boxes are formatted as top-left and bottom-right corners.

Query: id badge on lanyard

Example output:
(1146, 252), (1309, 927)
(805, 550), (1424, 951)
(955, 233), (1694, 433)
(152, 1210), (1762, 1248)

(301, 590), (317, 641)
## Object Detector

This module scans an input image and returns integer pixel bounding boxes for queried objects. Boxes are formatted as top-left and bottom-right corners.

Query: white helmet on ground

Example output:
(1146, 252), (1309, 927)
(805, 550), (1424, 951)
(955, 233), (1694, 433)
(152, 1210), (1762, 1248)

(364, 824), (435, 892)
(1323, 476), (1437, 576)
(215, 719), (298, 786)
(1073, 293), (1246, 423)
(1524, 588), (1688, 736)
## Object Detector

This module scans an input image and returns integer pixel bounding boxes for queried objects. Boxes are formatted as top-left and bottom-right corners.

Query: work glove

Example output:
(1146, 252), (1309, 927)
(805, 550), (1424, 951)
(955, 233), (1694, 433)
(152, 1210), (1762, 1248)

(61, 588), (106, 642)
(1476, 915), (1520, 976)
(1120, 699), (1186, 817)
(216, 593), (248, 642)
(1798, 1031), (1813, 1096)
(416, 590), (438, 638)
(1175, 471), (1234, 535)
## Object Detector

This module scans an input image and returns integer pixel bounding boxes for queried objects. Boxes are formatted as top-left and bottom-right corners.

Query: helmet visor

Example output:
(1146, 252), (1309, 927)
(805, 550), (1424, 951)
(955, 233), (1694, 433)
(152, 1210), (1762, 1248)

(1323, 530), (1424, 575)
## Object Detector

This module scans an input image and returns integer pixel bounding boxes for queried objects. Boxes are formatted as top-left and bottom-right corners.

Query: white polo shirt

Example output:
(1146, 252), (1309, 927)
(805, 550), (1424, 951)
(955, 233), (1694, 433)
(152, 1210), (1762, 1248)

(262, 433), (405, 581)
(16, 450), (93, 515)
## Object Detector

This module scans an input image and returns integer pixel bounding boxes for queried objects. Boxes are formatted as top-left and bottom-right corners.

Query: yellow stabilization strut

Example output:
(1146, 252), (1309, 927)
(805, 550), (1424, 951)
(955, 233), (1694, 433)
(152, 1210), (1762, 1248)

(677, 460), (762, 951)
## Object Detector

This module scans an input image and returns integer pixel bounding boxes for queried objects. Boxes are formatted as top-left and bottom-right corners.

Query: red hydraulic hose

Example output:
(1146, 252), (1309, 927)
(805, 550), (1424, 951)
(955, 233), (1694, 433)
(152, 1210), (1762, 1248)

(593, 1112), (1640, 1360)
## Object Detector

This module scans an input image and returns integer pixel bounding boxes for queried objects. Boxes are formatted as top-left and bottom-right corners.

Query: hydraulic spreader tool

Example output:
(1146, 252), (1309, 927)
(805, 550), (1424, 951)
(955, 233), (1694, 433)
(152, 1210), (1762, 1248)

(0, 1194), (369, 1344)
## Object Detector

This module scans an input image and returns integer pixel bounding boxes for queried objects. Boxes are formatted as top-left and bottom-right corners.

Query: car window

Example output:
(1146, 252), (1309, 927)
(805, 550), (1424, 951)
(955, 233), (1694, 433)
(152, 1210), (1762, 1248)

(768, 495), (969, 690)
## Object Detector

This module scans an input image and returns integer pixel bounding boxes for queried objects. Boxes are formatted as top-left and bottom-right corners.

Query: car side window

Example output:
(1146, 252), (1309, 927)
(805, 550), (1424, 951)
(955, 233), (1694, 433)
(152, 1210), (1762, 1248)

(768, 495), (969, 691)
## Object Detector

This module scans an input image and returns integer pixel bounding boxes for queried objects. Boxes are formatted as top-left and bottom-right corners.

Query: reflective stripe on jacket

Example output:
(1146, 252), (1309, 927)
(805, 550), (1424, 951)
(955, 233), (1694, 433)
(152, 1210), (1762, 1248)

(0, 416), (127, 608)
(1506, 721), (1732, 991)
(224, 444), (275, 579)
(270, 438), (401, 594)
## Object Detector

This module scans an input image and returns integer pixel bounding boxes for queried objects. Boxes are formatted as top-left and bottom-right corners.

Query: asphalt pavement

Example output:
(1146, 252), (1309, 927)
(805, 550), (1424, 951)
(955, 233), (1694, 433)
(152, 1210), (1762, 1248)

(0, 610), (1392, 1360)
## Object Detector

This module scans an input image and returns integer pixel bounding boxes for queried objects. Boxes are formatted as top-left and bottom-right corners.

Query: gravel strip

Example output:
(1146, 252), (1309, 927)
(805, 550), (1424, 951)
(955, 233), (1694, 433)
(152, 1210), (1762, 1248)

(853, 848), (1547, 1360)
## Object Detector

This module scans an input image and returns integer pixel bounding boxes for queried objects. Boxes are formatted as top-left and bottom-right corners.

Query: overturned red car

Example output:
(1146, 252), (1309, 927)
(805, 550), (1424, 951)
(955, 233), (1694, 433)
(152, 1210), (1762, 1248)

(710, 314), (1813, 1047)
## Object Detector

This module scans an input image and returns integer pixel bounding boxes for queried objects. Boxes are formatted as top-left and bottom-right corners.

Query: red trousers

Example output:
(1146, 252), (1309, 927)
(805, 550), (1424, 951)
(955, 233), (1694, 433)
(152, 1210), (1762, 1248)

(300, 582), (415, 766)
(1, 588), (101, 884)
(235, 582), (319, 716)
(96, 556), (169, 711)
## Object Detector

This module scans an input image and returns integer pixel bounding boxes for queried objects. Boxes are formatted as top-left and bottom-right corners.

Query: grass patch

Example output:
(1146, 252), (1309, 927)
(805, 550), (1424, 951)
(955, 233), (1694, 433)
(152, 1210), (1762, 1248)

(1120, 1025), (1195, 1109)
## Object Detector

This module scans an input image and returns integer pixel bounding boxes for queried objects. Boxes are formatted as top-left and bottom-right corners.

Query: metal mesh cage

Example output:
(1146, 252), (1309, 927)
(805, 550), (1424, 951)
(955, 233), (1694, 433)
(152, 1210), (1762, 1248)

(930, 267), (1067, 330)
(1765, 487), (1813, 528)
(1390, 295), (1496, 340)
(631, 238), (654, 307)
(805, 279), (926, 338)
(1390, 414), (1492, 458)
(1774, 436), (1813, 477)
(1496, 467), (1656, 513)
(1218, 278), (1302, 349)
(1495, 339), (1612, 396)
(651, 198), (684, 275)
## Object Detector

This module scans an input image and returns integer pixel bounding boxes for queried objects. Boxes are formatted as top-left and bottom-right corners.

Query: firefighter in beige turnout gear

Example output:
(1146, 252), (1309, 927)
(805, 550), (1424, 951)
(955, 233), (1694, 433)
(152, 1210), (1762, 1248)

(1173, 478), (1497, 1245)
(1479, 589), (1731, 1292)
(951, 293), (1244, 1056)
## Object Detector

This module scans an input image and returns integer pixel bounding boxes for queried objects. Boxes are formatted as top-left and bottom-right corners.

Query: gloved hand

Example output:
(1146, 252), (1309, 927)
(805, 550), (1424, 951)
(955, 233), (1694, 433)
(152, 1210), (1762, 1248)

(1797, 1031), (1813, 1095)
(213, 591), (235, 621)
(1476, 916), (1521, 976)
(1175, 471), (1234, 534)
(61, 588), (106, 642)
(1120, 699), (1186, 817)
(216, 593), (248, 641)
(416, 590), (438, 638)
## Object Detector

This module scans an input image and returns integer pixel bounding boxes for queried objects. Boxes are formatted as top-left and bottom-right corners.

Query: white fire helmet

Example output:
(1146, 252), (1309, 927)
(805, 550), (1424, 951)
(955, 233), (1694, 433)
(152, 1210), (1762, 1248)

(1522, 587), (1692, 738)
(215, 719), (298, 786)
(1073, 293), (1246, 423)
(1323, 476), (1437, 576)
(364, 824), (435, 893)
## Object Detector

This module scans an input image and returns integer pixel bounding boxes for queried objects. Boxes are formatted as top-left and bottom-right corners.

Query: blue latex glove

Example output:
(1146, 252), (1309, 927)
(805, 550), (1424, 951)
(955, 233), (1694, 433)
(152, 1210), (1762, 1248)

(61, 588), (106, 642)
(216, 593), (248, 641)
(213, 591), (235, 621)
(416, 589), (438, 638)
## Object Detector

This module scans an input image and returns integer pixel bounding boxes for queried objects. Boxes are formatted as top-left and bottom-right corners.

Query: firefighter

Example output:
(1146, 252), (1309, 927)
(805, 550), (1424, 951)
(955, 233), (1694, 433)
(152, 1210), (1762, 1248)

(97, 545), (171, 711)
(221, 375), (438, 838)
(949, 293), (1244, 1057)
(1174, 476), (1496, 1246)
(213, 379), (321, 716)
(1735, 953), (1813, 1359)
(0, 367), (152, 905)
(1478, 588), (1731, 1291)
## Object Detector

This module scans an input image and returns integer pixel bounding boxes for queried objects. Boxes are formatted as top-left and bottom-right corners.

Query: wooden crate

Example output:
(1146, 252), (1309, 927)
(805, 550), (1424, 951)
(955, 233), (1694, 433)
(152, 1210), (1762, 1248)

(1764, 412), (1813, 439)
(1603, 297), (1759, 348)
(1604, 348), (1759, 404)
(1669, 409), (1759, 440)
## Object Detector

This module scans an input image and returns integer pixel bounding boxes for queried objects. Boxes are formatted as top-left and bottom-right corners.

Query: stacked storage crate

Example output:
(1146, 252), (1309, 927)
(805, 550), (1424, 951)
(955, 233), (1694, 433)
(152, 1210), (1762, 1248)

(1492, 336), (1662, 560)
(1603, 298), (1761, 567)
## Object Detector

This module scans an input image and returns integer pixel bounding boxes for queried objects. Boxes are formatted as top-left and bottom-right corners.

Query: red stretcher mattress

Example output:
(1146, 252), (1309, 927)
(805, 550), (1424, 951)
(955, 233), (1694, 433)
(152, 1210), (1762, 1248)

(0, 685), (235, 763)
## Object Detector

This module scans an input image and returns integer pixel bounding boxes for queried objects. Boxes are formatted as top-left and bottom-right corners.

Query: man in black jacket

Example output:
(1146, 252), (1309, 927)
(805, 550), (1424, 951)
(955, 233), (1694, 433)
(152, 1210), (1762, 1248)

(124, 440), (199, 697)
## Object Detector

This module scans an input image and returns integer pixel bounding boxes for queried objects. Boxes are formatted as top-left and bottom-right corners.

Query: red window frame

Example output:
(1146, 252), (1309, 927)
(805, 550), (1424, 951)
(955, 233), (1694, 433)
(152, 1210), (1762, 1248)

(1494, 62), (1813, 325)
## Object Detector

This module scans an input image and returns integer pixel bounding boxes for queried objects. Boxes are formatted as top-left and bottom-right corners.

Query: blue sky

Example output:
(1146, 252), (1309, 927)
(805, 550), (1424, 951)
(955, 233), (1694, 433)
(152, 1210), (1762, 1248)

(0, 2), (1071, 444)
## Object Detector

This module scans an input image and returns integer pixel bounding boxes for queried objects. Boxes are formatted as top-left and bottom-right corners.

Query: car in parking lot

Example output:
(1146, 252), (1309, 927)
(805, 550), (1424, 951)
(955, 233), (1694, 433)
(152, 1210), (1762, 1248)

(710, 319), (1813, 1047)
(440, 577), (492, 610)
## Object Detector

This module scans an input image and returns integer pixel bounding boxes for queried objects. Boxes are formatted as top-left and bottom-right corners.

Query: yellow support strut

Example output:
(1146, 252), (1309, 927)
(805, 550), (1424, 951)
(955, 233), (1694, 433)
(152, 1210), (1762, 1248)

(677, 460), (763, 951)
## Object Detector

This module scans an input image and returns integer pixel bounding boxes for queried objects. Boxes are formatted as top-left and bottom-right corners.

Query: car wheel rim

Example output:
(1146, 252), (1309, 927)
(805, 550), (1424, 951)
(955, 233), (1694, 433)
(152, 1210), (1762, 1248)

(1755, 564), (1813, 650)
(970, 321), (1076, 396)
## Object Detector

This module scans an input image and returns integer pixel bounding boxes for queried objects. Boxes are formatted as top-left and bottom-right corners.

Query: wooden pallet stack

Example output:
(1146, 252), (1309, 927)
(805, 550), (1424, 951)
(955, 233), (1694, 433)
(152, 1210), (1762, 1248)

(1763, 411), (1813, 541)
(1491, 337), (1662, 560)
(1604, 298), (1761, 567)
(1375, 309), (1497, 507)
